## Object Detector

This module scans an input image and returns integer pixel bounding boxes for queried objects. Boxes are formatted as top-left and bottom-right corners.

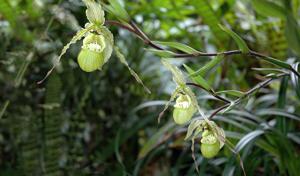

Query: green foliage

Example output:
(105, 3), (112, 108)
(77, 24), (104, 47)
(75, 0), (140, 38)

(0, 0), (300, 175)
(218, 24), (249, 53)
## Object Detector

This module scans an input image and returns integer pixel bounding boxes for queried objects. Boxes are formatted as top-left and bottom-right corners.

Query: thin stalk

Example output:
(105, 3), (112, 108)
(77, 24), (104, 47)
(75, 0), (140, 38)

(208, 73), (289, 119)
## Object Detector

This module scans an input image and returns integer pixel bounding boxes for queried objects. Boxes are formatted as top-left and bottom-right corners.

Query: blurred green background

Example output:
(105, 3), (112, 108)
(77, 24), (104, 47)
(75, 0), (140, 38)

(0, 0), (300, 175)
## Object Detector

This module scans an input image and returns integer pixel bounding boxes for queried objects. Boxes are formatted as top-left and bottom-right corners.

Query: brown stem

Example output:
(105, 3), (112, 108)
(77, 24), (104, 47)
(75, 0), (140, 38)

(105, 19), (300, 78)
(186, 82), (231, 103)
(208, 73), (288, 119)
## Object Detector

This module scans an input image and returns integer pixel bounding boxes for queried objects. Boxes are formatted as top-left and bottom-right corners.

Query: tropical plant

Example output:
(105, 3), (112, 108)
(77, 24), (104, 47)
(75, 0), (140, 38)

(0, 0), (299, 175)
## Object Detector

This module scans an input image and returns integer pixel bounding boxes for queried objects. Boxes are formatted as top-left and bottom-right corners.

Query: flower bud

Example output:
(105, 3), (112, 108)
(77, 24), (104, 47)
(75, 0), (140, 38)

(173, 94), (196, 125)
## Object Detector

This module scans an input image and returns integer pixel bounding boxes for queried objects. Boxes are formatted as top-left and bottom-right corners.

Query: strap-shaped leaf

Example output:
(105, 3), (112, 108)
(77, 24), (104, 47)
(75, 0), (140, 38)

(183, 64), (212, 91)
(285, 13), (300, 55)
(138, 123), (176, 158)
(190, 55), (224, 77)
(291, 63), (300, 100)
(38, 25), (94, 84)
(153, 41), (199, 54)
(219, 24), (249, 53)
(0, 101), (10, 119)
(114, 46), (151, 94)
(257, 55), (292, 70)
(252, 0), (286, 19)
(105, 0), (130, 23)
(190, 0), (228, 44)
(217, 90), (244, 97)
(146, 49), (176, 58)
(235, 130), (265, 152)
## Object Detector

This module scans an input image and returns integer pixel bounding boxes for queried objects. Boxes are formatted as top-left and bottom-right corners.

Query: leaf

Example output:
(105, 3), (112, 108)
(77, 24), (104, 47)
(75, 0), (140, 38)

(276, 77), (289, 135)
(138, 123), (176, 158)
(190, 55), (224, 77)
(190, 0), (228, 45)
(252, 0), (286, 19)
(15, 52), (33, 87)
(146, 48), (176, 58)
(114, 46), (151, 94)
(217, 90), (244, 97)
(285, 14), (300, 55)
(257, 55), (292, 70)
(0, 1), (33, 41)
(219, 24), (249, 53)
(106, 0), (130, 23)
(153, 41), (199, 54)
(0, 101), (10, 119)
(252, 67), (288, 74)
(256, 109), (300, 121)
(38, 25), (94, 84)
(183, 64), (212, 91)
(114, 130), (127, 174)
(235, 130), (265, 152)
(220, 101), (235, 114)
(291, 63), (300, 100)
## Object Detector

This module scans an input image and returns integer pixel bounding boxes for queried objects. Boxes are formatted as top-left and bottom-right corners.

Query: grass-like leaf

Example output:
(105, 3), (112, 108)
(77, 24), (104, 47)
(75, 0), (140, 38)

(217, 90), (244, 97)
(138, 122), (176, 158)
(146, 48), (176, 58)
(190, 55), (224, 77)
(219, 24), (249, 53)
(184, 64), (212, 91)
(252, 0), (286, 19)
(153, 41), (200, 54)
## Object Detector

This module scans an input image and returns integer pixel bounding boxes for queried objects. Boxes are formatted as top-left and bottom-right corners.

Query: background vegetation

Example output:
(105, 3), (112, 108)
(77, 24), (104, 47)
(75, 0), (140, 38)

(0, 0), (300, 175)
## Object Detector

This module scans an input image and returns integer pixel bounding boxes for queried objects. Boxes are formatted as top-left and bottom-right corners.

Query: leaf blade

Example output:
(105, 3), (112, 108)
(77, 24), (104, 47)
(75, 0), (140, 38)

(219, 24), (249, 53)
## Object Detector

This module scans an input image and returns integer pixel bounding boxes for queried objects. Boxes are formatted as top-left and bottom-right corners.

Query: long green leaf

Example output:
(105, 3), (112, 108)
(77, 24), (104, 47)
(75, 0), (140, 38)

(256, 109), (300, 121)
(107, 0), (130, 22)
(252, 0), (286, 19)
(0, 101), (10, 119)
(190, 0), (228, 45)
(235, 130), (265, 152)
(285, 13), (300, 55)
(190, 55), (224, 77)
(146, 48), (176, 58)
(183, 64), (212, 91)
(219, 24), (249, 53)
(257, 55), (292, 70)
(217, 90), (244, 97)
(153, 41), (199, 54)
(138, 123), (176, 158)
